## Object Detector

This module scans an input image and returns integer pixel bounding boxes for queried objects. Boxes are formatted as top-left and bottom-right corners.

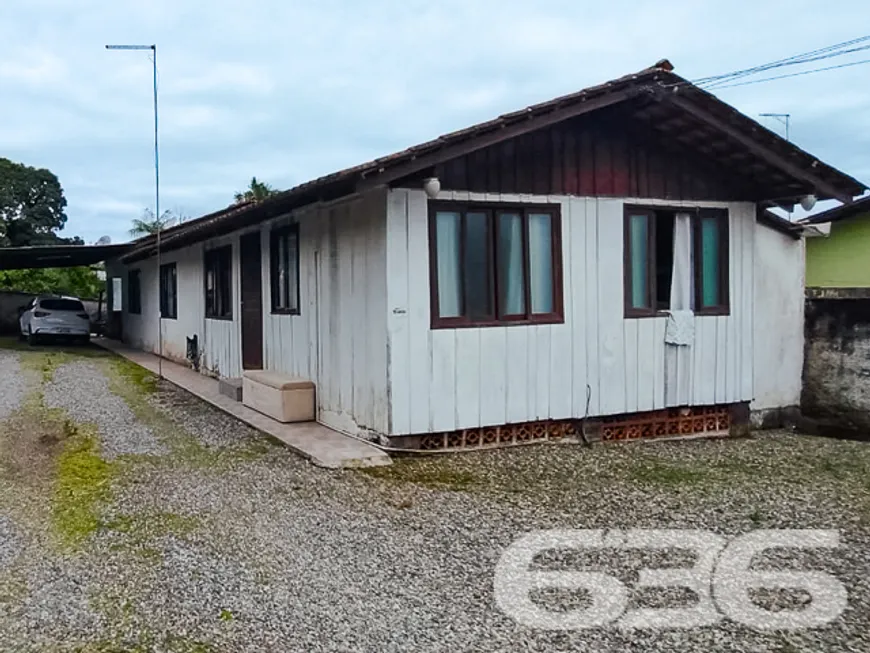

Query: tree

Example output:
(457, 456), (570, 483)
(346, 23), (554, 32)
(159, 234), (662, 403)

(0, 267), (103, 299)
(0, 157), (70, 247)
(129, 208), (178, 237)
(234, 177), (278, 204)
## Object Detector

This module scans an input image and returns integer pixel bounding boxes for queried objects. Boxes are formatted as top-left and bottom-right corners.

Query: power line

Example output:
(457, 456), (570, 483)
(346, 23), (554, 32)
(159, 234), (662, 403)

(691, 34), (870, 87)
(702, 44), (870, 89)
(710, 57), (870, 89)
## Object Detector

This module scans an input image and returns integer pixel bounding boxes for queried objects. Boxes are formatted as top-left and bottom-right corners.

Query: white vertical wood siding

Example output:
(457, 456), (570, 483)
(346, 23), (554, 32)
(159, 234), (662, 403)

(262, 189), (389, 436)
(751, 226), (804, 411)
(117, 188), (390, 436)
(115, 233), (242, 378)
(386, 188), (758, 436)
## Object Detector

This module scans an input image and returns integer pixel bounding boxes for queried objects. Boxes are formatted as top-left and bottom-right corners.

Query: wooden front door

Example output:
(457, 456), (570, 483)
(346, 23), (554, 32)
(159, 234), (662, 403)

(240, 232), (263, 370)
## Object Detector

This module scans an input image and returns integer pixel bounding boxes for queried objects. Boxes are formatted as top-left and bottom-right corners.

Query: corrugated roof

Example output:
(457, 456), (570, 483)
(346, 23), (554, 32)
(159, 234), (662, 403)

(0, 243), (134, 270)
(122, 60), (867, 262)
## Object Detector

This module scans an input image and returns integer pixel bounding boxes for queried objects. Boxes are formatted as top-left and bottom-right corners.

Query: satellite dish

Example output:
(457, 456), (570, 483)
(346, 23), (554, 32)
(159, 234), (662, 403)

(95, 235), (112, 245)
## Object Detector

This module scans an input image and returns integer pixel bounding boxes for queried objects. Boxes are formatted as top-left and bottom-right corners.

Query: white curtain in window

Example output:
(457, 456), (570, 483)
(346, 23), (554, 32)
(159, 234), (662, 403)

(498, 213), (525, 315)
(435, 212), (462, 318)
(670, 212), (694, 311)
(528, 213), (554, 313)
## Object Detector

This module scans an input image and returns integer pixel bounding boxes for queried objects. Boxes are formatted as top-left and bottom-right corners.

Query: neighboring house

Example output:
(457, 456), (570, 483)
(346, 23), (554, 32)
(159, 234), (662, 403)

(798, 196), (870, 435)
(105, 60), (866, 449)
(802, 196), (870, 289)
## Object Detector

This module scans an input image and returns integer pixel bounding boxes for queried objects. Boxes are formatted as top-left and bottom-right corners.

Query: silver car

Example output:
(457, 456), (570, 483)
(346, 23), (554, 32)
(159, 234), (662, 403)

(19, 295), (91, 345)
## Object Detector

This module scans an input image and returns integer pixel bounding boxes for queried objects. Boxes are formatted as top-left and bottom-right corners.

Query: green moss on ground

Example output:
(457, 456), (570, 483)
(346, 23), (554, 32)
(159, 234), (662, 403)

(628, 459), (711, 486)
(107, 357), (158, 396)
(52, 426), (115, 549)
(102, 356), (273, 470)
(73, 633), (216, 653)
(362, 460), (479, 491)
(103, 511), (202, 560)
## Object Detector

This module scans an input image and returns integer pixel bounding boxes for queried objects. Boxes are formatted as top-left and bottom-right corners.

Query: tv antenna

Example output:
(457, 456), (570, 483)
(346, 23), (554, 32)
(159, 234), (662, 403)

(759, 113), (790, 141)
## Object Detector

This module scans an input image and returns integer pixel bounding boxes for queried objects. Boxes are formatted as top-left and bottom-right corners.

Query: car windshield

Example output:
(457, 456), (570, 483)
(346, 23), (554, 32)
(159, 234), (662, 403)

(39, 299), (85, 312)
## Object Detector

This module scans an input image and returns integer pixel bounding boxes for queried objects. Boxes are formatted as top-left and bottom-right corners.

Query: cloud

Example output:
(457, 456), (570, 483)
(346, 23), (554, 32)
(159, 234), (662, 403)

(0, 0), (868, 244)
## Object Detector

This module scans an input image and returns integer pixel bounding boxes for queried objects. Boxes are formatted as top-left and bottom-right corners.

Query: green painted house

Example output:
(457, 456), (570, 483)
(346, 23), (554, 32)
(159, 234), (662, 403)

(803, 196), (870, 288)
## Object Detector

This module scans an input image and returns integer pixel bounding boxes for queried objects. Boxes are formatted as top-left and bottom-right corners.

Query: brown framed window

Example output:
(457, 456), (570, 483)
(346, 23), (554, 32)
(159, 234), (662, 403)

(694, 209), (730, 314)
(429, 202), (563, 328)
(624, 205), (729, 317)
(128, 269), (141, 315)
(270, 224), (300, 314)
(159, 262), (177, 319)
(204, 245), (232, 319)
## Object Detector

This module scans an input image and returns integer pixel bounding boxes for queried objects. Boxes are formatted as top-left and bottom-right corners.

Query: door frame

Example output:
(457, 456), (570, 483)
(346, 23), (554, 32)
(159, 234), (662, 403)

(239, 231), (264, 370)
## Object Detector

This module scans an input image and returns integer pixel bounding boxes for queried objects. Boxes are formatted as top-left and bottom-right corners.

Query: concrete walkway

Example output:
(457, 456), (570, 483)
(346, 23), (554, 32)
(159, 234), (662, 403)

(94, 339), (391, 469)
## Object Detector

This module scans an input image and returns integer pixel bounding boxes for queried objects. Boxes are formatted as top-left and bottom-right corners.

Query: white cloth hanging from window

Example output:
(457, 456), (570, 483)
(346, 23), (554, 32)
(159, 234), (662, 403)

(665, 212), (694, 346)
(665, 310), (695, 346)
(669, 212), (694, 311)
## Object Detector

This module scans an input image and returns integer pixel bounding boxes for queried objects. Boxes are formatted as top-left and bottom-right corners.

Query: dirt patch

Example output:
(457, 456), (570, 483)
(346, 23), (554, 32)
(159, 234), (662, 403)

(0, 397), (71, 487)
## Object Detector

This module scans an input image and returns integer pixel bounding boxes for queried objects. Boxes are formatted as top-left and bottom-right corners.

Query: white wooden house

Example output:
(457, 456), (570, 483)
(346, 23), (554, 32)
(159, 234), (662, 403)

(105, 60), (866, 450)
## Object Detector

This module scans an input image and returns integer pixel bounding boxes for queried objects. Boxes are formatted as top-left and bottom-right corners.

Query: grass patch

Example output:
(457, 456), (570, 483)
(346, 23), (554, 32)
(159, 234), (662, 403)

(103, 510), (202, 558)
(73, 633), (216, 653)
(363, 459), (479, 491)
(628, 459), (710, 486)
(52, 426), (115, 549)
(108, 357), (158, 396)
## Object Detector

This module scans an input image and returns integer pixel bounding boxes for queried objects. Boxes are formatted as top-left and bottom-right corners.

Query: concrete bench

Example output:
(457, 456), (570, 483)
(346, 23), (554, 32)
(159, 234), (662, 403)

(242, 371), (315, 423)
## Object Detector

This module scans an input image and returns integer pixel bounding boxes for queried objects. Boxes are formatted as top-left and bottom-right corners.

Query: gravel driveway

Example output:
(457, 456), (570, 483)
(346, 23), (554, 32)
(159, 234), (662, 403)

(1, 340), (869, 652)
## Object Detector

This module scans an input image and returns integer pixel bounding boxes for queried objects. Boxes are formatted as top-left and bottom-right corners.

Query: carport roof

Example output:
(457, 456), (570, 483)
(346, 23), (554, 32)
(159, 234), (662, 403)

(0, 243), (134, 270)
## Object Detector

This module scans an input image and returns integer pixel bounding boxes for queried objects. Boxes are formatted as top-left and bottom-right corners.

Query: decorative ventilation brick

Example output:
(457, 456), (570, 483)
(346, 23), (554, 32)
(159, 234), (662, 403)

(418, 419), (579, 451)
(600, 405), (730, 443)
(415, 405), (731, 451)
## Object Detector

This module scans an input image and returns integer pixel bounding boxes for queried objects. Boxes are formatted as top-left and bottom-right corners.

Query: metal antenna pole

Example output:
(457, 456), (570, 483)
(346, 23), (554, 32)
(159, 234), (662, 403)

(106, 43), (162, 378)
(152, 45), (162, 380)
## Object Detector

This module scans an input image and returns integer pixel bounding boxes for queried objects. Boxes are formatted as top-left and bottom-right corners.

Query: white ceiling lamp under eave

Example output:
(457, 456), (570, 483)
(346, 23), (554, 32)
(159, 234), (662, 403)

(800, 194), (818, 211)
(423, 177), (441, 199)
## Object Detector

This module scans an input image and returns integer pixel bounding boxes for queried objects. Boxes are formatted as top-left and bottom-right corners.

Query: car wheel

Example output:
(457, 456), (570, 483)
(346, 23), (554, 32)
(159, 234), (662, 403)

(79, 335), (91, 346)
(27, 328), (38, 346)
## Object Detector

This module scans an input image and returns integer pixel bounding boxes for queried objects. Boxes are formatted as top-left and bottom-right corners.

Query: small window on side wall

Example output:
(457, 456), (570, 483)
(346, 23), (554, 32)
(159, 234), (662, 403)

(159, 262), (177, 319)
(624, 206), (729, 317)
(694, 211), (729, 314)
(270, 224), (300, 314)
(429, 203), (563, 328)
(128, 269), (141, 315)
(204, 246), (232, 319)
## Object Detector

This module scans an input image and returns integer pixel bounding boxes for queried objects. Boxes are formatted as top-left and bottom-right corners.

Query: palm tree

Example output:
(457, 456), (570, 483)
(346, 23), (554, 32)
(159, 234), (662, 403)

(234, 177), (277, 204)
(129, 209), (177, 237)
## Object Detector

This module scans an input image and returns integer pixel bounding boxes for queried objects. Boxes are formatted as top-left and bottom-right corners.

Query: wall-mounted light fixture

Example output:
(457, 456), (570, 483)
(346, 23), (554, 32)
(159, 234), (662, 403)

(800, 194), (817, 211)
(423, 177), (441, 199)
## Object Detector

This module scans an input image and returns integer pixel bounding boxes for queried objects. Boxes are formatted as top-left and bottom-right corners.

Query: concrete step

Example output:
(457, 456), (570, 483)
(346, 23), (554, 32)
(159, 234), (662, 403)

(218, 377), (243, 402)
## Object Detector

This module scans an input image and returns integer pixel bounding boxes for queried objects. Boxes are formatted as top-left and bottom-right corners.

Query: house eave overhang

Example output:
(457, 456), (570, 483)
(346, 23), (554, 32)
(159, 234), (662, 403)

(120, 60), (866, 262)
(0, 243), (134, 270)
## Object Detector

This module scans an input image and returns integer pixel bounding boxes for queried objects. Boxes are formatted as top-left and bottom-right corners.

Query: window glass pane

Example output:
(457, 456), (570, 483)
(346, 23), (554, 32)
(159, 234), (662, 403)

(287, 229), (299, 311)
(498, 213), (526, 315)
(528, 213), (554, 314)
(277, 235), (288, 308)
(435, 212), (462, 318)
(629, 214), (649, 309)
(701, 217), (720, 307)
(40, 299), (85, 312)
(464, 211), (492, 320)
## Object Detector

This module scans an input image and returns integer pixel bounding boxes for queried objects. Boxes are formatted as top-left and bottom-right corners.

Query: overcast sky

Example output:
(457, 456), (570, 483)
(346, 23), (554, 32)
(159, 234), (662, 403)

(1, 0), (868, 244)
